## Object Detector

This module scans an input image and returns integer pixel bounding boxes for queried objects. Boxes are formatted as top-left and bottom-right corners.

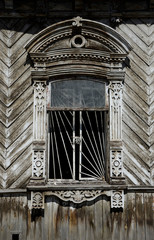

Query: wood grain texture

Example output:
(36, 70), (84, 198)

(116, 18), (154, 185)
(0, 19), (35, 188)
(0, 18), (153, 188)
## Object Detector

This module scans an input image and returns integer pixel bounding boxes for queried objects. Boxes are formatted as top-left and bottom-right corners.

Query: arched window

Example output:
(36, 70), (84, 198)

(47, 77), (107, 181)
(25, 17), (131, 207)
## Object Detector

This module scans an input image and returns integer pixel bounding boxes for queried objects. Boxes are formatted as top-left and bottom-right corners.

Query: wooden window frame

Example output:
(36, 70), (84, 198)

(25, 17), (131, 207)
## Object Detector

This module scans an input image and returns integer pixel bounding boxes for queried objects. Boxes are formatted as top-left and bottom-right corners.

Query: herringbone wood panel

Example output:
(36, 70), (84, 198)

(0, 19), (153, 188)
(117, 18), (154, 185)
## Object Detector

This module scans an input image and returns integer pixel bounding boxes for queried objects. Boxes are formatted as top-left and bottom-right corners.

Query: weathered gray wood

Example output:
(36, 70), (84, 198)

(144, 193), (154, 239)
(102, 196), (111, 239)
(126, 193), (137, 240)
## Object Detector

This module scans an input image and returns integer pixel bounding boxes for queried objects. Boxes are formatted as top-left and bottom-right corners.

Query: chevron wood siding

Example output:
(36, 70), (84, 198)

(0, 19), (36, 188)
(0, 19), (153, 188)
(116, 19), (154, 185)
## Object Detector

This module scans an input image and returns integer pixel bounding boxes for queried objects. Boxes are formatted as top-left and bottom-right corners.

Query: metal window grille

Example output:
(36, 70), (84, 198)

(48, 110), (106, 181)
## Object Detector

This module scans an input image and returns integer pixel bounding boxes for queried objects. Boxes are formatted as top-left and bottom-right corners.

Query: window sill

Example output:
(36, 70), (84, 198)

(27, 181), (127, 191)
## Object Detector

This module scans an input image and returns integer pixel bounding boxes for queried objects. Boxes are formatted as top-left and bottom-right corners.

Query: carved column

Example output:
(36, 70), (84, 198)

(31, 80), (47, 183)
(109, 81), (125, 185)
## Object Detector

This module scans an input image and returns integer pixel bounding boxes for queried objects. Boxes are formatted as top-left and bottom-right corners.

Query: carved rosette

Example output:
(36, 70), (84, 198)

(31, 192), (44, 209)
(109, 82), (123, 140)
(33, 82), (46, 140)
(111, 150), (123, 177)
(49, 190), (104, 204)
(111, 190), (124, 208)
(32, 150), (45, 178)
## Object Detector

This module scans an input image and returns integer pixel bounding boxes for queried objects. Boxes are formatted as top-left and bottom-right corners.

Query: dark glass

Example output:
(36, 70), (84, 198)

(51, 80), (105, 108)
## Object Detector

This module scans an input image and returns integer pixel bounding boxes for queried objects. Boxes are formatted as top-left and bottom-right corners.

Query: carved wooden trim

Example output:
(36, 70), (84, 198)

(111, 190), (124, 208)
(31, 192), (44, 209)
(47, 190), (105, 204)
(110, 150), (123, 178)
(109, 82), (123, 141)
(25, 18), (131, 209)
(33, 81), (46, 141)
(32, 150), (45, 178)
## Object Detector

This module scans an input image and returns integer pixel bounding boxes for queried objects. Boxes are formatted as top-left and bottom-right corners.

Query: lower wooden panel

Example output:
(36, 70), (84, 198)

(0, 192), (153, 240)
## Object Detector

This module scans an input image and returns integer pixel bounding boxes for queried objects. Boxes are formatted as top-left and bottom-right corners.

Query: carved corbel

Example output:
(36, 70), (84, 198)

(111, 190), (124, 209)
(31, 192), (44, 209)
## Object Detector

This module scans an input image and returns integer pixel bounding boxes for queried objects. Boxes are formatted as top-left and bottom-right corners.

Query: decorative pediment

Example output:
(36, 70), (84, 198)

(25, 17), (131, 78)
(26, 17), (131, 54)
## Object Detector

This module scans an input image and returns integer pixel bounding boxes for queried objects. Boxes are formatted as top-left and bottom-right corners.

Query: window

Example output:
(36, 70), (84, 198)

(47, 78), (108, 182)
(26, 17), (131, 207)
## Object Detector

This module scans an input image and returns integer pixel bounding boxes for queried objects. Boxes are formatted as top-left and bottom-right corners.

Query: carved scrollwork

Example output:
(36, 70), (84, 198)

(32, 150), (45, 177)
(50, 190), (103, 203)
(109, 82), (123, 113)
(72, 16), (82, 27)
(111, 150), (123, 177)
(31, 192), (44, 209)
(111, 190), (124, 208)
(34, 82), (46, 112)
(33, 81), (46, 140)
(109, 82), (123, 140)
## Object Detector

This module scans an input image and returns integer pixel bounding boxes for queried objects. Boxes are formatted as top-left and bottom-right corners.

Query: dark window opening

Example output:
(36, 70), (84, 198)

(48, 110), (106, 181)
(12, 234), (19, 240)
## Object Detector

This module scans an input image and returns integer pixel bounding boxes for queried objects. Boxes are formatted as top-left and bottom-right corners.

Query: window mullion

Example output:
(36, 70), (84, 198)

(73, 111), (76, 180)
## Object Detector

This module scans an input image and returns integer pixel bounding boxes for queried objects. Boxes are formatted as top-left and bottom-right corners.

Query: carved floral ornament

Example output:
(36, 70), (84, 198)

(25, 17), (131, 210)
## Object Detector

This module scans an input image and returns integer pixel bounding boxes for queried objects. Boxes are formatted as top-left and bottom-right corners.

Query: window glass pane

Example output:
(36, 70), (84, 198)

(50, 80), (105, 108)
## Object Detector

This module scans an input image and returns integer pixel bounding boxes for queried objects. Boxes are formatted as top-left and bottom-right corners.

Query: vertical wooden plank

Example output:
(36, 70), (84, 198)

(136, 193), (145, 240)
(60, 203), (69, 240)
(20, 194), (28, 240)
(52, 197), (61, 240)
(1, 194), (11, 240)
(94, 198), (103, 240)
(68, 204), (78, 240)
(77, 205), (86, 240)
(126, 192), (136, 240)
(44, 196), (52, 240)
(85, 202), (95, 240)
(144, 193), (154, 239)
(119, 193), (127, 240)
(102, 195), (111, 239)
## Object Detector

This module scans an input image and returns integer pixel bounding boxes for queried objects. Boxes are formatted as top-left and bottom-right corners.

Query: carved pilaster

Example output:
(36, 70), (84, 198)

(109, 81), (125, 184)
(31, 81), (46, 183)
(31, 192), (44, 209)
(32, 150), (45, 178)
(109, 82), (123, 140)
(111, 190), (124, 209)
(33, 82), (46, 141)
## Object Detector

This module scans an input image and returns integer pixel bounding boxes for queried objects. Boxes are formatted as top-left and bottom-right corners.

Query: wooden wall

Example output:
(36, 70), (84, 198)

(0, 18), (153, 188)
(116, 19), (154, 185)
(0, 192), (153, 240)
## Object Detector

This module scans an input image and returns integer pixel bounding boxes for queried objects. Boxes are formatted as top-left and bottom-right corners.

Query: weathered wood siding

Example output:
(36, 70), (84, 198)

(0, 18), (153, 187)
(116, 19), (154, 185)
(0, 192), (153, 240)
